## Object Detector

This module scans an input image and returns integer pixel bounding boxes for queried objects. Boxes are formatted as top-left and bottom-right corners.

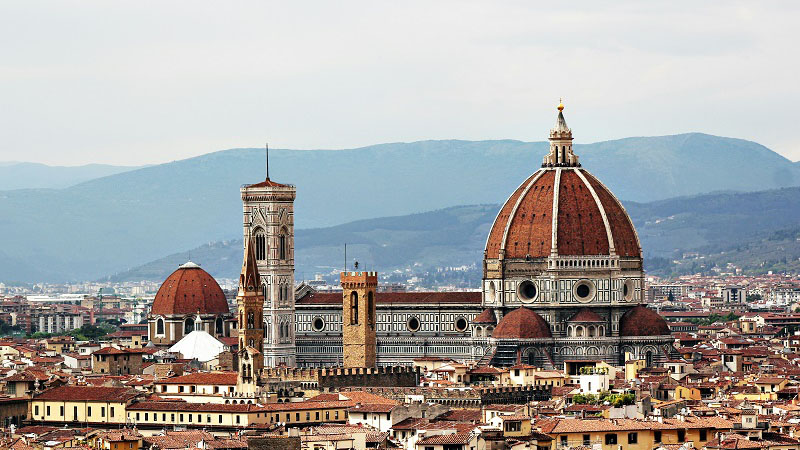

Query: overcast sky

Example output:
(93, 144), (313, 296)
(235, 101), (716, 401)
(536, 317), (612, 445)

(1, 1), (798, 166)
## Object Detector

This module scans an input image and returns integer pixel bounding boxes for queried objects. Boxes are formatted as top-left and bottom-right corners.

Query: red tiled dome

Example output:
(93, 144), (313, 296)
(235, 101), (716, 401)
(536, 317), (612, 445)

(472, 309), (497, 324)
(492, 307), (552, 339)
(485, 168), (640, 260)
(150, 262), (230, 316)
(619, 305), (670, 336)
(567, 308), (604, 323)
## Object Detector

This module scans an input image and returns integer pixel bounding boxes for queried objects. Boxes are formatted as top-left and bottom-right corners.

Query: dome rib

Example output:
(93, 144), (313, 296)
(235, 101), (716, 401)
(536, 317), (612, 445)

(499, 169), (547, 255)
(485, 173), (538, 257)
(557, 170), (610, 256)
(583, 172), (642, 257)
(574, 169), (616, 255)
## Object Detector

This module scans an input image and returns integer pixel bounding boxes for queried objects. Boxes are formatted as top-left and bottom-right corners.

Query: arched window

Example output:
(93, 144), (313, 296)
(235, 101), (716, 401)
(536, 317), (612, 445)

(215, 317), (223, 335)
(156, 318), (164, 335)
(247, 312), (254, 328)
(645, 350), (654, 367)
(367, 292), (375, 329)
(588, 326), (596, 337)
(279, 229), (287, 260)
(262, 284), (268, 300)
(576, 326), (584, 337)
(350, 291), (359, 325)
(254, 228), (266, 261)
(184, 318), (193, 334)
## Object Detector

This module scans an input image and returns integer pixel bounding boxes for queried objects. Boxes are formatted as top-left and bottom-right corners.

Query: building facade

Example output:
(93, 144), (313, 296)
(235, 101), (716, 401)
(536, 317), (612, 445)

(292, 104), (673, 368)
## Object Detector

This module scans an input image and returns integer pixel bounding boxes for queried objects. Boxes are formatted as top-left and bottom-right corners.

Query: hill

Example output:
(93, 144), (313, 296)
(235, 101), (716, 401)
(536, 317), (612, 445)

(0, 162), (141, 190)
(109, 187), (800, 283)
(2, 133), (798, 282)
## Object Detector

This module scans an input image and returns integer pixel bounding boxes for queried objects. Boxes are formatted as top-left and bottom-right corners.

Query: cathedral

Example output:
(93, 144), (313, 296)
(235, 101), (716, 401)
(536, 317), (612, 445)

(148, 103), (673, 371)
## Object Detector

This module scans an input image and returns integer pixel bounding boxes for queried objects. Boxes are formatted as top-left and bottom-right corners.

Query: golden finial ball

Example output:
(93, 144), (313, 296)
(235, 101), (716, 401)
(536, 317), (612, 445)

(557, 100), (564, 111)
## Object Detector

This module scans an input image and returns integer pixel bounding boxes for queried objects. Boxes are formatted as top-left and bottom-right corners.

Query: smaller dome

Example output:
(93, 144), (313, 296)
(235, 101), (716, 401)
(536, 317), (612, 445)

(619, 305), (671, 336)
(151, 264), (229, 316)
(472, 309), (497, 325)
(568, 308), (604, 323)
(492, 307), (552, 339)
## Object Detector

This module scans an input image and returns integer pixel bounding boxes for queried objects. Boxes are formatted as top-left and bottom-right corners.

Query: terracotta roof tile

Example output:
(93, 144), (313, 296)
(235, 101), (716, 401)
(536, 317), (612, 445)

(34, 385), (140, 402)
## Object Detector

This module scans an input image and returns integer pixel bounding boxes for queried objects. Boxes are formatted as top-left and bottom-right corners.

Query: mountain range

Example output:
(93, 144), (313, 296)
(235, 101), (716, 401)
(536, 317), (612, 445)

(1, 133), (798, 282)
(0, 162), (141, 190)
(110, 186), (800, 282)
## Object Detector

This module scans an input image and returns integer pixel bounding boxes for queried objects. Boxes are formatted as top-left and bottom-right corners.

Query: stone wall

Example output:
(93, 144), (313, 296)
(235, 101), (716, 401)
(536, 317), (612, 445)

(247, 436), (300, 450)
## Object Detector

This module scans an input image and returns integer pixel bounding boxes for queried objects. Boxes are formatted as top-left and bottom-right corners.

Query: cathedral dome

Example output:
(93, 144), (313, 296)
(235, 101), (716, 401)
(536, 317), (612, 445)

(484, 105), (640, 261)
(151, 262), (229, 316)
(492, 307), (552, 339)
(619, 305), (671, 336)
(485, 169), (640, 259)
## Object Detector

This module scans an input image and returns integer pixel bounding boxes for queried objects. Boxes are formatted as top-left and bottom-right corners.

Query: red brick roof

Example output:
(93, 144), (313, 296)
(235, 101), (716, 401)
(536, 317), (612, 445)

(472, 309), (497, 324)
(348, 403), (396, 413)
(34, 385), (140, 402)
(151, 265), (229, 316)
(296, 291), (481, 306)
(492, 307), (551, 339)
(568, 308), (604, 323)
(485, 168), (640, 260)
(245, 178), (290, 188)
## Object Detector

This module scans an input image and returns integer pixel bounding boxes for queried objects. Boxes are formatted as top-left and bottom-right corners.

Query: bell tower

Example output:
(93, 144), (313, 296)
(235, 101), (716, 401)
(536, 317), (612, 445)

(241, 149), (296, 367)
(237, 237), (264, 392)
(341, 270), (377, 368)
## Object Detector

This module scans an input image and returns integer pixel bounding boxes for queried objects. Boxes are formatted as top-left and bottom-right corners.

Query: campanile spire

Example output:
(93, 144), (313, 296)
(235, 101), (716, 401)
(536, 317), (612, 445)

(542, 100), (579, 167)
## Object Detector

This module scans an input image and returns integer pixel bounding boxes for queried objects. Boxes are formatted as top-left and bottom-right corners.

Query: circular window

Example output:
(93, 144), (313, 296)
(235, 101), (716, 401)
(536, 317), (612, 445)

(455, 317), (468, 332)
(407, 316), (421, 332)
(312, 317), (325, 332)
(517, 280), (538, 302)
(623, 280), (635, 301)
(573, 280), (596, 303)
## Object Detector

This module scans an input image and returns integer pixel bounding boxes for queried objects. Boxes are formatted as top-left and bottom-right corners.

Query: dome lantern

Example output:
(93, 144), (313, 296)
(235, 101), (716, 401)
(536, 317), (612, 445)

(543, 101), (579, 167)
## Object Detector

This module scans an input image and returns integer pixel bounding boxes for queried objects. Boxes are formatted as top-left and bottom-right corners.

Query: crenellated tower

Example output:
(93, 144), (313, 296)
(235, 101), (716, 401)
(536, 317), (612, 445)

(237, 237), (264, 392)
(241, 164), (297, 367)
(341, 271), (377, 368)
